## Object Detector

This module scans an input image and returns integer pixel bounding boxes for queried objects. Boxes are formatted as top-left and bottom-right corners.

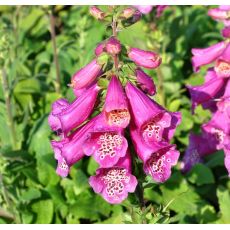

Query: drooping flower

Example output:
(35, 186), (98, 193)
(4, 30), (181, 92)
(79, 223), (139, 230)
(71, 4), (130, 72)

(181, 133), (216, 173)
(48, 84), (100, 135)
(89, 152), (138, 204)
(130, 125), (179, 183)
(135, 68), (156, 95)
(191, 41), (227, 72)
(83, 114), (128, 168)
(51, 116), (98, 177)
(105, 37), (121, 55)
(103, 76), (130, 128)
(128, 47), (161, 69)
(71, 59), (102, 90)
(125, 82), (181, 145)
(187, 69), (226, 112)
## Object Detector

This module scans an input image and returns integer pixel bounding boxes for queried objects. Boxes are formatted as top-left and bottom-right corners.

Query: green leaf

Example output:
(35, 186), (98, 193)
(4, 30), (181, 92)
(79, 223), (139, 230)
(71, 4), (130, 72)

(216, 186), (230, 223)
(187, 164), (215, 186)
(21, 188), (41, 202)
(32, 199), (54, 224)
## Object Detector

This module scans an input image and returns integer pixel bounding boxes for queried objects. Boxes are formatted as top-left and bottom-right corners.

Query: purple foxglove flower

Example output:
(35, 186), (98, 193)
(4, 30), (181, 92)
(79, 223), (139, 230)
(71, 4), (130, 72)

(156, 5), (168, 17)
(51, 116), (99, 177)
(202, 111), (230, 149)
(125, 82), (181, 144)
(222, 27), (230, 38)
(71, 59), (102, 90)
(48, 99), (69, 132)
(103, 76), (130, 128)
(95, 42), (105, 56)
(187, 70), (225, 112)
(135, 68), (156, 96)
(128, 47), (161, 69)
(134, 5), (153, 14)
(72, 81), (97, 97)
(48, 84), (100, 135)
(191, 41), (227, 72)
(83, 115), (128, 168)
(208, 8), (229, 20)
(89, 6), (105, 20)
(105, 37), (121, 55)
(89, 152), (138, 204)
(181, 133), (216, 173)
(130, 125), (179, 183)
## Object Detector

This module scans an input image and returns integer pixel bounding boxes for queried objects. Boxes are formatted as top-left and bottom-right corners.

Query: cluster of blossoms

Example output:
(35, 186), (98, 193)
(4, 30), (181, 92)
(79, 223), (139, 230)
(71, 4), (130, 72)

(182, 6), (230, 176)
(48, 6), (181, 204)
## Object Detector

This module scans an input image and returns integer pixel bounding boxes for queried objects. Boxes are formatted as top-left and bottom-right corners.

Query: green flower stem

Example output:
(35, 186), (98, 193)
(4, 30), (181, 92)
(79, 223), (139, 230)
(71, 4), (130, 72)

(1, 68), (17, 150)
(49, 8), (61, 94)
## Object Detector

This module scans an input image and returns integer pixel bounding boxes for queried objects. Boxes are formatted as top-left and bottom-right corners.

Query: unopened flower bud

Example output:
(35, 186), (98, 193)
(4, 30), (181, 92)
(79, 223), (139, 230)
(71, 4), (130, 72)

(121, 7), (136, 18)
(89, 6), (105, 20)
(95, 42), (105, 56)
(105, 37), (121, 55)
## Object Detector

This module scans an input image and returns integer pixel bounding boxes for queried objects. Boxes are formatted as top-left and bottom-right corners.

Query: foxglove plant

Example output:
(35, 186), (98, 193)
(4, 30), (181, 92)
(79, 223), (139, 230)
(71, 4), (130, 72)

(48, 6), (181, 205)
(182, 6), (230, 176)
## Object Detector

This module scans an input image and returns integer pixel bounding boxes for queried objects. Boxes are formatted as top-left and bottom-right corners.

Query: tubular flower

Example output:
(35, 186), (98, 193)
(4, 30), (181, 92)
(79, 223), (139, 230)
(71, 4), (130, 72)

(83, 115), (128, 168)
(103, 76), (130, 128)
(181, 133), (216, 173)
(135, 68), (156, 95)
(128, 47), (162, 69)
(89, 6), (105, 20)
(130, 126), (179, 183)
(89, 152), (137, 204)
(187, 69), (226, 112)
(105, 37), (121, 55)
(71, 59), (102, 90)
(191, 41), (227, 72)
(125, 82), (181, 144)
(48, 84), (100, 135)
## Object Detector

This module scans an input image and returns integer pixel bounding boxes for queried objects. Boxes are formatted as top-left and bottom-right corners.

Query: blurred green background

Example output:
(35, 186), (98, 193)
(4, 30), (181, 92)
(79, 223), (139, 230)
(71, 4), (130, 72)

(0, 5), (230, 224)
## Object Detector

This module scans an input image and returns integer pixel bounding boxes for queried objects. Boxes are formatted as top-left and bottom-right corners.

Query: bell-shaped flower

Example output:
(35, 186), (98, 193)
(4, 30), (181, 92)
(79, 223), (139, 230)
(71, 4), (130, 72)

(135, 68), (156, 96)
(51, 116), (99, 177)
(180, 133), (216, 173)
(187, 69), (226, 112)
(48, 99), (69, 132)
(130, 125), (179, 183)
(83, 114), (128, 168)
(89, 151), (137, 204)
(103, 76), (130, 128)
(48, 84), (100, 135)
(128, 47), (161, 69)
(71, 59), (102, 90)
(125, 82), (181, 145)
(191, 41), (227, 72)
(202, 111), (230, 150)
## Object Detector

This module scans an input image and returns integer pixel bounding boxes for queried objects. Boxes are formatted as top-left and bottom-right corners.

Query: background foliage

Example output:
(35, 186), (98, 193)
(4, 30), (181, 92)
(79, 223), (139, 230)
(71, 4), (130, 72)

(0, 5), (230, 224)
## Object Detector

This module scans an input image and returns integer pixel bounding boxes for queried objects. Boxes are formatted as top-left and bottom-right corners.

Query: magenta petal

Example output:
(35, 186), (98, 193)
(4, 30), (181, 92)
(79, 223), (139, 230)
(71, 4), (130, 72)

(219, 5), (230, 10)
(48, 99), (69, 131)
(56, 156), (70, 178)
(222, 27), (230, 38)
(105, 37), (121, 55)
(125, 82), (166, 128)
(135, 68), (156, 95)
(144, 145), (180, 183)
(187, 74), (225, 113)
(95, 42), (105, 56)
(54, 84), (100, 135)
(83, 131), (128, 168)
(128, 47), (161, 69)
(116, 151), (132, 172)
(89, 167), (137, 204)
(134, 5), (153, 14)
(71, 59), (102, 90)
(191, 41), (226, 72)
(103, 76), (130, 128)
(208, 8), (229, 20)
